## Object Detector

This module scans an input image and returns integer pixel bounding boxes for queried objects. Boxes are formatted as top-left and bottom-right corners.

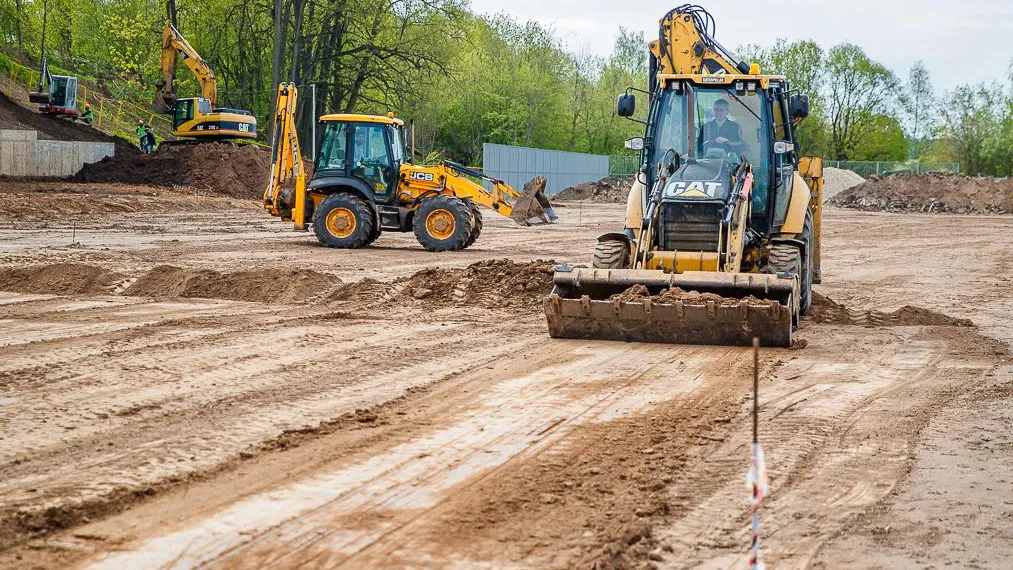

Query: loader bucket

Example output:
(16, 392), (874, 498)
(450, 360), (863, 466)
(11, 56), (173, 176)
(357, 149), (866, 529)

(510, 175), (559, 226)
(29, 91), (52, 104)
(543, 266), (798, 347)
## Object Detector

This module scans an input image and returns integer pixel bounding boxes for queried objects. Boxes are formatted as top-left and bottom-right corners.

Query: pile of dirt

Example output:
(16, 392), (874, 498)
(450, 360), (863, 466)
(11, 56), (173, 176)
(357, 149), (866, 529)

(808, 292), (974, 327)
(74, 143), (272, 199)
(822, 167), (865, 202)
(554, 176), (633, 202)
(612, 284), (777, 307)
(0, 91), (116, 143)
(0, 263), (122, 295)
(397, 259), (556, 308)
(125, 266), (339, 303)
(830, 173), (1013, 214)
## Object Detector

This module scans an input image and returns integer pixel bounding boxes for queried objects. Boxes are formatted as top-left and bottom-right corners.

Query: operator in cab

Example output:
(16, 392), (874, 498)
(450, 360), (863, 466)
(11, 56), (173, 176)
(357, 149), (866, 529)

(697, 98), (743, 154)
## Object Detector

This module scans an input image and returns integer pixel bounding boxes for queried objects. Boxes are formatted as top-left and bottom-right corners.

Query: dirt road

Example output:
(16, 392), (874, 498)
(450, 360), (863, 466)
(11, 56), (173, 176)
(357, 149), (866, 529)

(0, 189), (1009, 569)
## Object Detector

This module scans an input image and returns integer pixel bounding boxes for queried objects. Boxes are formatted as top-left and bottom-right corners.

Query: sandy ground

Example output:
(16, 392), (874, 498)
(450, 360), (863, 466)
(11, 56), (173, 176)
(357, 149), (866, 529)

(0, 187), (1010, 569)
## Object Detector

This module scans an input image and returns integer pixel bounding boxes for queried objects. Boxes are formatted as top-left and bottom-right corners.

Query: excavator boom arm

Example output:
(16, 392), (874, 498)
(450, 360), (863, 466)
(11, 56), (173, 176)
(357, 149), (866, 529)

(154, 21), (217, 111)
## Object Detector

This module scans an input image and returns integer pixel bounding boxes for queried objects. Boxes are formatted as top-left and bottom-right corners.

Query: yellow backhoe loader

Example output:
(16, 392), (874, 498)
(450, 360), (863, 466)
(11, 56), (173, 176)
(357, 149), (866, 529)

(544, 5), (823, 347)
(153, 21), (256, 141)
(264, 84), (556, 251)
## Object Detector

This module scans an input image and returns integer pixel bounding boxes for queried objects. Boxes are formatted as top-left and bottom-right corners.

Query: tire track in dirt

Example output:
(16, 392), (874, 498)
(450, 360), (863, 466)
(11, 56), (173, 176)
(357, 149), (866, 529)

(76, 342), (745, 570)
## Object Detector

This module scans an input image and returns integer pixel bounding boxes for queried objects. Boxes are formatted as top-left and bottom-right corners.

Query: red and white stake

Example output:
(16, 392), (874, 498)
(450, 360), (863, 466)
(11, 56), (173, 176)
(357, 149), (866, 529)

(747, 338), (769, 570)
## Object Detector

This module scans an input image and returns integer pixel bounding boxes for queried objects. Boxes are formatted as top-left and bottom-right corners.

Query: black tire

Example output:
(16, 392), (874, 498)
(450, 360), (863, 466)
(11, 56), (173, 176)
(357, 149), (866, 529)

(313, 193), (374, 249)
(462, 201), (484, 249)
(413, 195), (474, 252)
(798, 210), (814, 315)
(592, 240), (630, 269)
(363, 213), (382, 247)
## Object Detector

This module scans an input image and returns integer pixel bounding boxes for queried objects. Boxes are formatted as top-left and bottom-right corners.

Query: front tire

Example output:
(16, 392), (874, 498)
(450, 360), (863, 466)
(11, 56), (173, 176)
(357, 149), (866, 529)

(462, 201), (484, 249)
(799, 210), (814, 315)
(313, 193), (374, 249)
(592, 240), (630, 269)
(413, 195), (474, 252)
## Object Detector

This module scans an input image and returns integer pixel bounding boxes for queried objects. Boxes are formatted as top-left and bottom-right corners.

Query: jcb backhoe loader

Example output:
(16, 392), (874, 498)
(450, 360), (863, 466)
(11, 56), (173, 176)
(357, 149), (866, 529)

(264, 84), (556, 251)
(544, 5), (823, 347)
(153, 21), (256, 141)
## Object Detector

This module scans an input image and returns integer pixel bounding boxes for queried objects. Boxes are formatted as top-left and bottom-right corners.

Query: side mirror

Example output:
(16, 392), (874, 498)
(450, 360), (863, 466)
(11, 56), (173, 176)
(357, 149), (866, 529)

(789, 94), (810, 119)
(624, 137), (644, 151)
(617, 93), (636, 117)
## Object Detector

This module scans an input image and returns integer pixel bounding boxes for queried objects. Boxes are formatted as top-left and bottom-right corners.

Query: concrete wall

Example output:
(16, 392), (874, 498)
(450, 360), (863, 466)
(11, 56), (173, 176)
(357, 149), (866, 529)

(0, 130), (115, 177)
(482, 143), (608, 196)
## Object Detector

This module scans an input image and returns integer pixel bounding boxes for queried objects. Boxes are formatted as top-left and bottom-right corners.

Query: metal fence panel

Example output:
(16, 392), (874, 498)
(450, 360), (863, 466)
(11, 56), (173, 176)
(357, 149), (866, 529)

(482, 143), (609, 195)
(822, 160), (960, 177)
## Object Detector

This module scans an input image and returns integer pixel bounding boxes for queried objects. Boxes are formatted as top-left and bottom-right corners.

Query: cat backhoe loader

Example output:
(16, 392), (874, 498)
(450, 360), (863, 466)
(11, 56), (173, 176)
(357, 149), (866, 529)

(544, 5), (823, 347)
(264, 84), (556, 251)
(153, 21), (256, 141)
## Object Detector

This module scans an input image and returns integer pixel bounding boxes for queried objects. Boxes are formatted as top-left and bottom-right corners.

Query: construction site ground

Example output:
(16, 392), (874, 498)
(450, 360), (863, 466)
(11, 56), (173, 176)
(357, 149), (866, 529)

(0, 184), (1010, 569)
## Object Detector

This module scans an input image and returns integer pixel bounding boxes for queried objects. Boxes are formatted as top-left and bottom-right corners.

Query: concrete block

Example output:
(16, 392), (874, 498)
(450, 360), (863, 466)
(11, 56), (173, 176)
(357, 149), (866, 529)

(0, 130), (38, 142)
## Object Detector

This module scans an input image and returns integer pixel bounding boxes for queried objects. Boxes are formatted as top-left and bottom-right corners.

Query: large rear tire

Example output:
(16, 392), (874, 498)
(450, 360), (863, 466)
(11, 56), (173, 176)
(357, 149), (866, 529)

(462, 201), (484, 249)
(413, 195), (474, 252)
(799, 210), (814, 315)
(592, 240), (630, 269)
(313, 193), (374, 249)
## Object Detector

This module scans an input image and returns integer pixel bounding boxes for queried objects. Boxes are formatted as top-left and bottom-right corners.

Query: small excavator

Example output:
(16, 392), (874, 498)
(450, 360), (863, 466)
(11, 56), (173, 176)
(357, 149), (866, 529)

(153, 21), (256, 141)
(29, 58), (79, 117)
(543, 5), (824, 347)
(264, 84), (557, 251)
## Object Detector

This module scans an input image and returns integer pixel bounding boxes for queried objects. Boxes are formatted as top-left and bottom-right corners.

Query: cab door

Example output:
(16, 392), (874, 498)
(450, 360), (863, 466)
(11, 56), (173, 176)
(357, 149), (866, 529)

(349, 123), (396, 204)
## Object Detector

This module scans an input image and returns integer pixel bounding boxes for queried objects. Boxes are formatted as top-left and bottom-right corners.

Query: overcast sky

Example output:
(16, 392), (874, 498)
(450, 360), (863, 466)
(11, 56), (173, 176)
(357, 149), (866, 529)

(467, 0), (1013, 92)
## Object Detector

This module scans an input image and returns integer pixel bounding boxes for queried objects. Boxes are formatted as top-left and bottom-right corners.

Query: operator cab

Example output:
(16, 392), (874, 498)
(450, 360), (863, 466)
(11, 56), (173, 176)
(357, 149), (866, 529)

(37, 75), (79, 116)
(314, 114), (406, 205)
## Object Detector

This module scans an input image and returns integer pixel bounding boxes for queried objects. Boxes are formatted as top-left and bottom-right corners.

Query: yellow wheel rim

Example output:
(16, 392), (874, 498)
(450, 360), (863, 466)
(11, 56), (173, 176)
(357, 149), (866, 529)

(325, 207), (357, 238)
(425, 209), (456, 240)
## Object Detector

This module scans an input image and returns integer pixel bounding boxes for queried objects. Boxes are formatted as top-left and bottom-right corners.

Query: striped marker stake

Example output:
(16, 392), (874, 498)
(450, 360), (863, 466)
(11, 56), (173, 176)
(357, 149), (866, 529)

(747, 337), (769, 570)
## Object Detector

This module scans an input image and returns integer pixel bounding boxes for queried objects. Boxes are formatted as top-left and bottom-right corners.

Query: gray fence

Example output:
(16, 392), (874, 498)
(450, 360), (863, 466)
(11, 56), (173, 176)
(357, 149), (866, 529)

(482, 143), (608, 195)
(824, 160), (960, 177)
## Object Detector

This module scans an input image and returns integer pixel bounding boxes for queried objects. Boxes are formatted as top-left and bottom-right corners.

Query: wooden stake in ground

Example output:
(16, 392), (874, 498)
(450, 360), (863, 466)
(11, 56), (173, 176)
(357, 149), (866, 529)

(748, 337), (768, 570)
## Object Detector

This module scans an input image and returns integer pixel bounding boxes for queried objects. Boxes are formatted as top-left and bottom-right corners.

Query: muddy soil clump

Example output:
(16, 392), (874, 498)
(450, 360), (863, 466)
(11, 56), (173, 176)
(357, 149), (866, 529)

(830, 172), (1012, 214)
(398, 259), (556, 308)
(0, 263), (123, 295)
(125, 265), (339, 303)
(74, 143), (272, 199)
(612, 285), (777, 307)
(554, 176), (633, 203)
(808, 292), (974, 326)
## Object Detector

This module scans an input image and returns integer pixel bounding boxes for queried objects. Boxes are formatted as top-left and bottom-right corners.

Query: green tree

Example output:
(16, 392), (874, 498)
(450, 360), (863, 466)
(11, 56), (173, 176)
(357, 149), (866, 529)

(825, 43), (899, 159)
(900, 61), (936, 157)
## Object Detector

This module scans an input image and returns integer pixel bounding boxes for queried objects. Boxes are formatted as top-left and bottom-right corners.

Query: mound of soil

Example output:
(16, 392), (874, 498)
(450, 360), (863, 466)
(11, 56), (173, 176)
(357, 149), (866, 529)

(830, 173), (1013, 214)
(554, 176), (633, 202)
(0, 263), (123, 295)
(612, 284), (776, 307)
(0, 91), (116, 144)
(822, 167), (865, 202)
(74, 142), (272, 199)
(125, 265), (339, 303)
(808, 292), (974, 327)
(397, 259), (556, 308)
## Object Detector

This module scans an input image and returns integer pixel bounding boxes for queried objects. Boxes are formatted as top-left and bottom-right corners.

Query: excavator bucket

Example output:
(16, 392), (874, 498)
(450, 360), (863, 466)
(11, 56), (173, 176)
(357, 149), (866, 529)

(29, 91), (52, 104)
(510, 176), (559, 226)
(543, 266), (798, 347)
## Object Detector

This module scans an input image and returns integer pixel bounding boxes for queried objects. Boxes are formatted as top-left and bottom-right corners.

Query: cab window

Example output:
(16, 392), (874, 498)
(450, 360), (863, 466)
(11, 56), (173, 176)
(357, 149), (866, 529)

(316, 122), (348, 172)
(350, 123), (393, 195)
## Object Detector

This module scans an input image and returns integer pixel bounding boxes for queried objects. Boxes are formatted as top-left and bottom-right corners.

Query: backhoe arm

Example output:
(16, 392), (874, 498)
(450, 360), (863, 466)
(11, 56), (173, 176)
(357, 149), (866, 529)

(263, 83), (308, 229)
(431, 162), (556, 226)
(650, 6), (751, 76)
(153, 21), (218, 111)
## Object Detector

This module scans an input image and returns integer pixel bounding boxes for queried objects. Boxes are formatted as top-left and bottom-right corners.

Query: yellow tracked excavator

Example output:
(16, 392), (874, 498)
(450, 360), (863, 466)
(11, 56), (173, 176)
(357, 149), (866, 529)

(153, 21), (257, 141)
(264, 84), (556, 251)
(544, 5), (823, 347)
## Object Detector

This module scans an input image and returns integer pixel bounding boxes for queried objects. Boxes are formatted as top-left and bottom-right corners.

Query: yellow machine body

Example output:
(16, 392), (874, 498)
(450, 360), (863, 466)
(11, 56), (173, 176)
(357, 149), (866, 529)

(264, 84), (556, 252)
(544, 6), (823, 347)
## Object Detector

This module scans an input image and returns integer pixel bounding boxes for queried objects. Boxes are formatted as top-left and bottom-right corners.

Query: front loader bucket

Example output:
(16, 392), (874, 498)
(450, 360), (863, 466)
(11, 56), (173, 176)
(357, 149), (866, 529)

(29, 91), (52, 104)
(543, 266), (798, 347)
(510, 175), (559, 226)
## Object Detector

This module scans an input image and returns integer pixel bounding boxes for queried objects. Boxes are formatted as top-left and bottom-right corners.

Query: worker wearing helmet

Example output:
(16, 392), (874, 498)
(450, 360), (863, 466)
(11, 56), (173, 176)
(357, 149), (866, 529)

(81, 104), (94, 125)
(136, 120), (149, 153)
